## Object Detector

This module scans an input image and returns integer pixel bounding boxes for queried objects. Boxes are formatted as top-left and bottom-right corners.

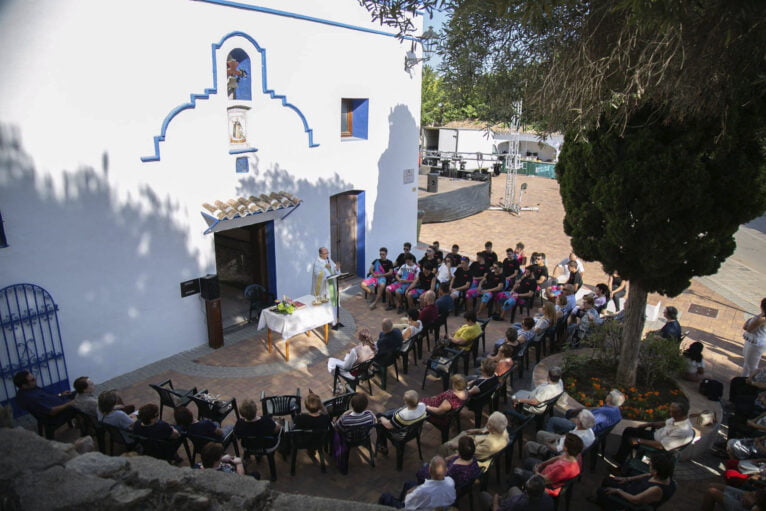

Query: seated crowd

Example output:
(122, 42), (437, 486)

(12, 240), (727, 511)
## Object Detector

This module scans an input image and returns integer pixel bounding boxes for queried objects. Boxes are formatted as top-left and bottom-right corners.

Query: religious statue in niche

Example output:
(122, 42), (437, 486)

(228, 105), (250, 145)
(227, 57), (248, 99)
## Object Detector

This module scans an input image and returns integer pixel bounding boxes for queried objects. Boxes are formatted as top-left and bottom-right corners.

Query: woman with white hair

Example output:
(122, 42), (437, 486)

(523, 409), (596, 460)
(546, 389), (625, 437)
(438, 411), (509, 470)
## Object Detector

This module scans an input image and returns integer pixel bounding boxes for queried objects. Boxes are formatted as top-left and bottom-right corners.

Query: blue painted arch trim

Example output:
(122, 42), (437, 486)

(141, 31), (319, 163)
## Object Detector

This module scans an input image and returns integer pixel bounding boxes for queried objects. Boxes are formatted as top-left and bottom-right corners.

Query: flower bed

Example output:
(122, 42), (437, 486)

(563, 358), (685, 422)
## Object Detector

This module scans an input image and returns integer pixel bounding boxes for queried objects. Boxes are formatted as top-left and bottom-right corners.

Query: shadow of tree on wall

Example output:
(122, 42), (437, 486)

(0, 124), (206, 383)
(235, 165), (354, 297)
(370, 104), (419, 251)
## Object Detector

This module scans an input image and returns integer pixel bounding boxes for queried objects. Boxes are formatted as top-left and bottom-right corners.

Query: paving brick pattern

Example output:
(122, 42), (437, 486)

(36, 175), (766, 510)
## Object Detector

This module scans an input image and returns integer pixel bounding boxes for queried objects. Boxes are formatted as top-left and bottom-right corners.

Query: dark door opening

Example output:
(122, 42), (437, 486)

(330, 191), (364, 278)
(214, 222), (273, 329)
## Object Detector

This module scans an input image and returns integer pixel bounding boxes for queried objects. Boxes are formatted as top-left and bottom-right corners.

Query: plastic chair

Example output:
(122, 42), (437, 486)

(288, 428), (328, 475)
(136, 432), (190, 463)
(400, 332), (420, 375)
(467, 377), (499, 428)
(382, 416), (426, 471)
(478, 447), (505, 491)
(551, 475), (579, 511)
(428, 402), (465, 443)
(74, 409), (106, 453)
(589, 423), (617, 472)
(191, 394), (239, 424)
(476, 318), (490, 354)
(244, 283), (275, 324)
(322, 392), (355, 421)
(334, 359), (375, 396)
(239, 429), (282, 481)
(422, 346), (463, 391)
(260, 389), (301, 420)
(340, 423), (376, 474)
(184, 425), (240, 464)
(149, 379), (199, 421)
(100, 421), (140, 455)
(375, 351), (400, 390)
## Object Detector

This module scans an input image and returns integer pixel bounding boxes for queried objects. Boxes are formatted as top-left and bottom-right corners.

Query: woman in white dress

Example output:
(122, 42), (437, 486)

(327, 328), (376, 377)
(742, 298), (766, 377)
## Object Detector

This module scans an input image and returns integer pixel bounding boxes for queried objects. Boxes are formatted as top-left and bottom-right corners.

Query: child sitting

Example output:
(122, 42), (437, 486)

(682, 341), (705, 382)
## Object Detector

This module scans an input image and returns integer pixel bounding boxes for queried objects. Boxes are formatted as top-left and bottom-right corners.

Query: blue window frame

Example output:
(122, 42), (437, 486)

(341, 98), (369, 139)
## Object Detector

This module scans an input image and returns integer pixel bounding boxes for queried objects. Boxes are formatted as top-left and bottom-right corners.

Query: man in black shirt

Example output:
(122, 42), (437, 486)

(395, 242), (412, 268)
(482, 241), (498, 267)
(449, 257), (471, 299)
(465, 252), (490, 309)
(445, 244), (462, 267)
(476, 262), (506, 318)
(497, 268), (538, 321)
(527, 253), (550, 287)
(431, 241), (444, 265)
(361, 247), (395, 310)
(502, 248), (520, 282)
(418, 247), (438, 269)
(406, 262), (436, 309)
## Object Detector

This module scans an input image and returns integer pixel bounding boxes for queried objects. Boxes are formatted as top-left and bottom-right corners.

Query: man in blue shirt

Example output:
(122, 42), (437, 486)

(545, 389), (624, 436)
(14, 370), (76, 437)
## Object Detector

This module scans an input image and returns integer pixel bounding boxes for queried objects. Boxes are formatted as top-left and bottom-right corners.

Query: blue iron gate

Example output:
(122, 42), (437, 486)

(0, 283), (70, 417)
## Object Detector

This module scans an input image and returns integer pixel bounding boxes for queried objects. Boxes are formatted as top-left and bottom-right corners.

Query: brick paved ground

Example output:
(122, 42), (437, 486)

(38, 174), (764, 510)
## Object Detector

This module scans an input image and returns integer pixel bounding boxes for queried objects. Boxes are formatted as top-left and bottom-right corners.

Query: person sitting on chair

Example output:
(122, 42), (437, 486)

(612, 401), (693, 465)
(132, 403), (182, 462)
(449, 256), (472, 299)
(73, 376), (130, 418)
(379, 456), (456, 509)
(523, 409), (596, 460)
(294, 391), (332, 431)
(418, 246), (438, 270)
(394, 308), (424, 341)
(431, 241), (444, 264)
(447, 311), (482, 352)
(13, 370), (76, 435)
(336, 392), (377, 432)
(502, 247), (521, 283)
(406, 262), (436, 310)
(464, 253), (490, 311)
(480, 474), (554, 511)
(466, 359), (498, 393)
(546, 389), (625, 437)
(98, 389), (137, 442)
(174, 405), (232, 441)
(327, 328), (377, 378)
(507, 366), (564, 422)
(496, 268), (537, 321)
(196, 442), (252, 477)
(596, 453), (676, 510)
(386, 254), (419, 312)
(482, 241), (499, 267)
(233, 399), (281, 439)
(375, 319), (404, 364)
(418, 290), (439, 329)
(435, 285), (455, 317)
(421, 374), (469, 430)
(476, 262), (506, 318)
(656, 306), (682, 342)
(417, 435), (481, 490)
(361, 247), (395, 310)
(394, 242), (412, 268)
(375, 389), (427, 455)
(527, 253), (550, 288)
(512, 433), (583, 498)
(439, 411), (509, 470)
(445, 244), (462, 268)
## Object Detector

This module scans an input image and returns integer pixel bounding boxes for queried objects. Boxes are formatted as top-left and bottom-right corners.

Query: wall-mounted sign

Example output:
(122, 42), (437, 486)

(403, 168), (415, 184)
(180, 278), (201, 298)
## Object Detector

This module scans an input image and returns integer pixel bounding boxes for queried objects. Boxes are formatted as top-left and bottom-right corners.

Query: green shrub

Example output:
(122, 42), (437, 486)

(637, 333), (686, 387)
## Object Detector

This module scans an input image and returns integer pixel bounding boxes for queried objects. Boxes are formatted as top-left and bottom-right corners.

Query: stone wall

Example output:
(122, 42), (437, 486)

(0, 427), (386, 511)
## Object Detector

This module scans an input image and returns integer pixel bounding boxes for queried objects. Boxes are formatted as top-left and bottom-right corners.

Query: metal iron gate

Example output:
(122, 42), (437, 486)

(0, 283), (69, 417)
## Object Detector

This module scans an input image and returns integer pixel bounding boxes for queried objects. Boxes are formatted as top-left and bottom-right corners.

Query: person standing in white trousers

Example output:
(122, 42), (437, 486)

(742, 298), (766, 377)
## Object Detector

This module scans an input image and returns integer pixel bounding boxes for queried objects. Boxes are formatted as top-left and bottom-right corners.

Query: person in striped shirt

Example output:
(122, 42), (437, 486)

(375, 389), (428, 455)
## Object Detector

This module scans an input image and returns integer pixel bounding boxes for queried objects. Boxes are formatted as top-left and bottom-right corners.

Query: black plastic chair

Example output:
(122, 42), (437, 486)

(375, 351), (400, 390)
(244, 283), (274, 324)
(382, 416), (427, 471)
(322, 392), (355, 421)
(428, 402), (465, 443)
(422, 346), (463, 391)
(136, 432), (190, 464)
(491, 367), (515, 411)
(510, 297), (533, 323)
(184, 425), (240, 464)
(100, 421), (140, 456)
(74, 410), (106, 453)
(476, 318), (490, 354)
(239, 429), (282, 481)
(260, 389), (301, 420)
(191, 394), (239, 424)
(467, 377), (499, 428)
(551, 475), (579, 511)
(400, 332), (420, 374)
(288, 428), (328, 475)
(589, 423), (617, 472)
(478, 447), (505, 491)
(334, 359), (375, 396)
(149, 379), (198, 421)
(340, 423), (376, 474)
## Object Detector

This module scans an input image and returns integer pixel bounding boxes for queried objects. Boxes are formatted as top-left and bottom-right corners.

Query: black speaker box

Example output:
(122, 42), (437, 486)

(200, 274), (220, 300)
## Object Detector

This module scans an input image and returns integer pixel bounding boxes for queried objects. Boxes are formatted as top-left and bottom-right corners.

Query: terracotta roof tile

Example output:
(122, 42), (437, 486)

(202, 191), (300, 220)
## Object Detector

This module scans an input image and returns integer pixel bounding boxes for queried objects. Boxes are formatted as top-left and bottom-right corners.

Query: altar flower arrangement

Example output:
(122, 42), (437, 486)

(274, 296), (296, 315)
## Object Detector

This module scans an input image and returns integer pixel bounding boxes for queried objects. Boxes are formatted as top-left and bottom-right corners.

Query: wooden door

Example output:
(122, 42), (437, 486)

(330, 192), (357, 275)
